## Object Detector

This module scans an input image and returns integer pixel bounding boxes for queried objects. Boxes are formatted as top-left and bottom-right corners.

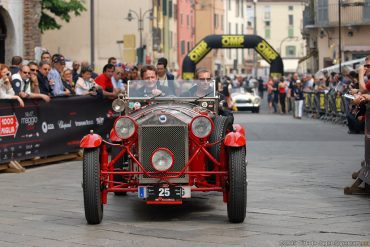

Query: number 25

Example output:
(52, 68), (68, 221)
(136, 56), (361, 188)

(159, 188), (170, 197)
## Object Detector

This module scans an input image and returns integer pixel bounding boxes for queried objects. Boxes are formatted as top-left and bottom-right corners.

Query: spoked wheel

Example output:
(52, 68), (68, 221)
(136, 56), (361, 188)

(227, 146), (247, 223)
(83, 148), (103, 224)
(207, 116), (234, 183)
(111, 146), (127, 196)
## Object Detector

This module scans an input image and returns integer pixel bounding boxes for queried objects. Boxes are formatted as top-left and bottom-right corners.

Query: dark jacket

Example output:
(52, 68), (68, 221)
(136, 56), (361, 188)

(37, 71), (53, 95)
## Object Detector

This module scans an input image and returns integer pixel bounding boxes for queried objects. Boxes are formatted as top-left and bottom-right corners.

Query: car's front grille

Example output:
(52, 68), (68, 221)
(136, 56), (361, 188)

(138, 125), (188, 183)
(236, 99), (252, 103)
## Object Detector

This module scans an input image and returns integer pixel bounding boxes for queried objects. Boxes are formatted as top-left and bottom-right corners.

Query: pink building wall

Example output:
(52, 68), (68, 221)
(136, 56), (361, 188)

(177, 0), (195, 76)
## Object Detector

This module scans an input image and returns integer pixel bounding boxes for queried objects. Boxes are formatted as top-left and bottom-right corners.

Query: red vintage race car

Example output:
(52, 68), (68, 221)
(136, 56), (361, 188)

(80, 80), (247, 224)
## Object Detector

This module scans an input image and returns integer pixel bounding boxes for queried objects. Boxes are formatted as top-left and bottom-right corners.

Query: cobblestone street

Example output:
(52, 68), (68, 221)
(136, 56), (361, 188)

(0, 113), (369, 247)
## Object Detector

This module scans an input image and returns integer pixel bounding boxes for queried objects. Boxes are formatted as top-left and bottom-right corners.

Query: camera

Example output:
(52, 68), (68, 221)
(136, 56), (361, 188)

(6, 72), (11, 77)
(89, 86), (97, 92)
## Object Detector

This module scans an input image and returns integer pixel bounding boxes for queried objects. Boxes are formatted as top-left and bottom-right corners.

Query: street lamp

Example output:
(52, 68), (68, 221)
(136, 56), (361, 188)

(338, 0), (342, 74)
(125, 8), (154, 55)
(253, 0), (258, 77)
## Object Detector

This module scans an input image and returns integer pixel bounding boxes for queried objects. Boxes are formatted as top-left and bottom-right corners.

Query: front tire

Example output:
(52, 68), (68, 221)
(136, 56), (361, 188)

(227, 146), (247, 223)
(83, 148), (103, 224)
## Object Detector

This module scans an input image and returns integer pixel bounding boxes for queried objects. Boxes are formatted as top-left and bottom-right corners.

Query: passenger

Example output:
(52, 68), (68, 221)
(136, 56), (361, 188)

(156, 57), (175, 95)
(131, 65), (171, 97)
(181, 67), (214, 97)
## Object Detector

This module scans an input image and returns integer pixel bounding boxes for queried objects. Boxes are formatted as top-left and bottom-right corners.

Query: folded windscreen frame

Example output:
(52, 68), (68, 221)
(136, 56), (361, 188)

(182, 35), (284, 79)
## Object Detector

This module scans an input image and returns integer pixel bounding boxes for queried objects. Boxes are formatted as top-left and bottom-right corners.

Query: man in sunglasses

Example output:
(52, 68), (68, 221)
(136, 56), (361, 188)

(358, 55), (370, 94)
(12, 65), (50, 102)
(181, 67), (214, 97)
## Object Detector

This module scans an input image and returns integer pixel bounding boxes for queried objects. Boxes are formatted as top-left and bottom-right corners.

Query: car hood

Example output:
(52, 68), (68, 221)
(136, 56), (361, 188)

(129, 102), (212, 126)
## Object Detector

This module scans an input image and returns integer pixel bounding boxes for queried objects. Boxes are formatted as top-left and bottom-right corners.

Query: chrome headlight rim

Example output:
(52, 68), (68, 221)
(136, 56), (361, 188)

(190, 115), (214, 139)
(150, 148), (175, 172)
(113, 116), (137, 140)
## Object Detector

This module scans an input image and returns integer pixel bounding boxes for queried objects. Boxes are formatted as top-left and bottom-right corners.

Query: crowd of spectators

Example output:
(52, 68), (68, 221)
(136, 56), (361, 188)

(0, 52), (157, 107)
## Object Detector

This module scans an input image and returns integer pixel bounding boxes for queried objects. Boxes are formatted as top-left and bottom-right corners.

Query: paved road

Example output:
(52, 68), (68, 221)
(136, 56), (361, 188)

(0, 112), (368, 247)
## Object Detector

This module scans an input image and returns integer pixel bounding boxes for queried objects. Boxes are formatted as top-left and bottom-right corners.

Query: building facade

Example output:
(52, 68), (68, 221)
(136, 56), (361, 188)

(224, 0), (250, 75)
(302, 0), (370, 73)
(42, 0), (153, 71)
(0, 0), (41, 63)
(246, 0), (307, 76)
(152, 0), (178, 72)
(194, 0), (225, 76)
(177, 0), (195, 75)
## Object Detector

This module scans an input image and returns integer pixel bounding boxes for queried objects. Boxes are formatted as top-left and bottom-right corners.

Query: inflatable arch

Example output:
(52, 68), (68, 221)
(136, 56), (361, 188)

(182, 35), (284, 79)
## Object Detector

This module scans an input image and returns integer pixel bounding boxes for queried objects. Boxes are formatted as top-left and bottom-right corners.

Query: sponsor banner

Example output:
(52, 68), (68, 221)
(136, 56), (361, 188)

(0, 97), (114, 164)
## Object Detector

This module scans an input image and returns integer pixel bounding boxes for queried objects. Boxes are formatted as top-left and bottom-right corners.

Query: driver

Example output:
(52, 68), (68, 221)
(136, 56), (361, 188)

(181, 67), (214, 97)
(131, 65), (171, 97)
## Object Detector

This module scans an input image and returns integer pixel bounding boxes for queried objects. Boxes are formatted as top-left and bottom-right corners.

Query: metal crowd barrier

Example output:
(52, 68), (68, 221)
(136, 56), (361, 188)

(303, 91), (348, 124)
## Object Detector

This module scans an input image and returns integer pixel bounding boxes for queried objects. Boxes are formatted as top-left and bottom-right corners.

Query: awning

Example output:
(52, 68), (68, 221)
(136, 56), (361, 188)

(343, 45), (370, 52)
(283, 58), (300, 72)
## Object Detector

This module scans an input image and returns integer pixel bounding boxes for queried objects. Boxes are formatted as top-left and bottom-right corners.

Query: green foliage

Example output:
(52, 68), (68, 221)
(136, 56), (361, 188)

(39, 0), (86, 33)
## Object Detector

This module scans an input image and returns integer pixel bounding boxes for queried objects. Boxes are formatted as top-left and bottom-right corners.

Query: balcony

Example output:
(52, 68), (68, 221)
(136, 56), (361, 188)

(315, 0), (370, 27)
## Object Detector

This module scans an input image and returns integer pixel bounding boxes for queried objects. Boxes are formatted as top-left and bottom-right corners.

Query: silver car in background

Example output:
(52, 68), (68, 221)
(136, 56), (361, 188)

(231, 87), (261, 113)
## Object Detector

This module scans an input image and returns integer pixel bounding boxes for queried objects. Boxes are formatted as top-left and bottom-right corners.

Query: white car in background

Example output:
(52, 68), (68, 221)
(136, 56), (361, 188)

(231, 87), (261, 113)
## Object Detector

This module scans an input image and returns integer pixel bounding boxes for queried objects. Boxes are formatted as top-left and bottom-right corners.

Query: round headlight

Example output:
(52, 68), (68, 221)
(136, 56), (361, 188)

(191, 116), (213, 138)
(151, 148), (174, 172)
(114, 116), (136, 139)
(254, 98), (261, 104)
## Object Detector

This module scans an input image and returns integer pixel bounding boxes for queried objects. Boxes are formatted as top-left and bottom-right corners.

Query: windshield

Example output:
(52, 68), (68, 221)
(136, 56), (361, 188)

(127, 80), (216, 99)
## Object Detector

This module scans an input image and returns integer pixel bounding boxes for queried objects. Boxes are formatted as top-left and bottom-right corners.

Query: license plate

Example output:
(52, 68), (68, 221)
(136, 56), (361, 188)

(147, 186), (182, 200)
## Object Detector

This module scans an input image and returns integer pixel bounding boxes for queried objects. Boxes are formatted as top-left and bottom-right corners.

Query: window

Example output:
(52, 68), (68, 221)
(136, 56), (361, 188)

(264, 6), (271, 20)
(214, 14), (218, 29)
(187, 41), (191, 53)
(221, 15), (224, 30)
(181, 40), (185, 55)
(228, 0), (231, 10)
(181, 14), (183, 25)
(241, 0), (244, 17)
(288, 27), (294, 37)
(286, 46), (296, 57)
(364, 0), (370, 21)
(236, 23), (238, 34)
(317, 0), (328, 24)
(265, 21), (270, 27)
(265, 28), (271, 39)
(228, 22), (231, 33)
(170, 31), (173, 48)
(241, 24), (244, 34)
(289, 15), (293, 26)
(174, 4), (177, 19)
(236, 0), (240, 17)
(288, 6), (293, 11)
(187, 15), (190, 27)
(169, 1), (173, 18)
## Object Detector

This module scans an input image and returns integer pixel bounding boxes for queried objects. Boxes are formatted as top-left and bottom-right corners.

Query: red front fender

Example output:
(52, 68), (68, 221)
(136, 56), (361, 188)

(80, 133), (103, 148)
(224, 124), (246, 147)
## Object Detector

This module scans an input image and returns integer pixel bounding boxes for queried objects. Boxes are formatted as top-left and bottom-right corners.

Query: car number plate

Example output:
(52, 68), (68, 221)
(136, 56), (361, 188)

(147, 186), (182, 200)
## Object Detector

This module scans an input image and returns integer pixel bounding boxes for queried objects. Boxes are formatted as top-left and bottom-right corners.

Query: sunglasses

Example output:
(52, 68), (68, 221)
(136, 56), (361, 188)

(30, 69), (38, 72)
(364, 64), (370, 68)
(22, 71), (31, 75)
(199, 77), (212, 81)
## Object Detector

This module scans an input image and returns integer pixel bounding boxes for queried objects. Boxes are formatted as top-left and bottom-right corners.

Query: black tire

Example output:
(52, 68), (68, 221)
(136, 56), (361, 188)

(83, 148), (103, 224)
(254, 107), (260, 113)
(207, 116), (234, 183)
(111, 146), (127, 196)
(209, 115), (234, 164)
(227, 146), (247, 223)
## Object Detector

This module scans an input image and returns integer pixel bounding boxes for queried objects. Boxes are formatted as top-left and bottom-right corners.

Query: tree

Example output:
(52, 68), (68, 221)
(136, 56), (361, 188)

(39, 0), (86, 33)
